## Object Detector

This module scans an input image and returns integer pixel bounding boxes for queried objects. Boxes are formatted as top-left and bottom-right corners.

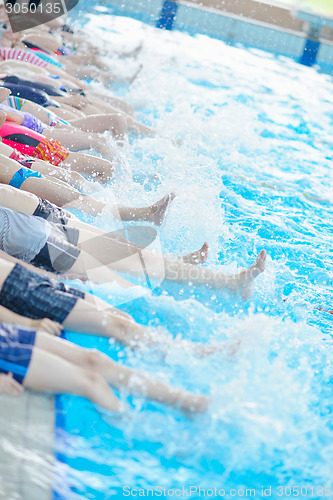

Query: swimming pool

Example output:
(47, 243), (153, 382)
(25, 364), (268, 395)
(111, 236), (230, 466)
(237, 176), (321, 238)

(53, 5), (333, 499)
(80, 0), (333, 72)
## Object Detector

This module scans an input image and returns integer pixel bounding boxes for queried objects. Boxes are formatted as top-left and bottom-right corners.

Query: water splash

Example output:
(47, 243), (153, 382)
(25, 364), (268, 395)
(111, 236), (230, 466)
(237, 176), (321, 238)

(56, 7), (333, 498)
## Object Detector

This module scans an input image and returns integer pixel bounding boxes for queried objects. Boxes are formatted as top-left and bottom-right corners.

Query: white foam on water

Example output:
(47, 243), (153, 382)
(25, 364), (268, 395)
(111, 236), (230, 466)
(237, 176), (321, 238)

(57, 10), (333, 497)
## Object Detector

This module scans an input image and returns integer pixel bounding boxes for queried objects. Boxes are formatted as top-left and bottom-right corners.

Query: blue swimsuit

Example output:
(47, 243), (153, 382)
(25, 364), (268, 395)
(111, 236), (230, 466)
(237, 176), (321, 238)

(0, 323), (36, 384)
(9, 166), (42, 190)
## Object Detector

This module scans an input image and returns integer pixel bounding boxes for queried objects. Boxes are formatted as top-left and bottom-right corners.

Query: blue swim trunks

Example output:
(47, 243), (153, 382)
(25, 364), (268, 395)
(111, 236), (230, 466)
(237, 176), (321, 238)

(0, 264), (85, 324)
(0, 323), (36, 383)
(9, 166), (42, 190)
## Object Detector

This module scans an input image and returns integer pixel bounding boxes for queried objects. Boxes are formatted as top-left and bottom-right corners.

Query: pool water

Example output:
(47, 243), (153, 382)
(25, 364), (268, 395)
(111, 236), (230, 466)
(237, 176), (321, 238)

(54, 6), (333, 499)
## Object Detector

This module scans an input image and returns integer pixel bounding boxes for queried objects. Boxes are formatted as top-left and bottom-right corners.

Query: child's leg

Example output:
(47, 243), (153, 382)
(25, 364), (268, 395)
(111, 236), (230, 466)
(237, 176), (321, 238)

(32, 160), (91, 191)
(63, 296), (145, 341)
(47, 127), (125, 154)
(125, 115), (156, 137)
(70, 113), (128, 137)
(23, 346), (123, 412)
(21, 177), (106, 216)
(85, 92), (135, 116)
(75, 225), (266, 295)
(69, 250), (140, 287)
(162, 250), (267, 296)
(64, 295), (225, 359)
(35, 332), (208, 413)
(49, 105), (84, 120)
(116, 193), (175, 225)
(62, 152), (115, 182)
(70, 219), (208, 264)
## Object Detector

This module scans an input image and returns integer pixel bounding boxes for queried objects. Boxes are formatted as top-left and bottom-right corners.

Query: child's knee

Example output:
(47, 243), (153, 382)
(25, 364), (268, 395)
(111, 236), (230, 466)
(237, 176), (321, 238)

(84, 349), (105, 370)
(80, 367), (104, 393)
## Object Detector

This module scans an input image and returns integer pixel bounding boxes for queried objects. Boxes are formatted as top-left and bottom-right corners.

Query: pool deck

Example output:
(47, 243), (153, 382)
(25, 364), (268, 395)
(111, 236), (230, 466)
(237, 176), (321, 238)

(102, 0), (333, 69)
(187, 0), (304, 33)
(0, 392), (54, 500)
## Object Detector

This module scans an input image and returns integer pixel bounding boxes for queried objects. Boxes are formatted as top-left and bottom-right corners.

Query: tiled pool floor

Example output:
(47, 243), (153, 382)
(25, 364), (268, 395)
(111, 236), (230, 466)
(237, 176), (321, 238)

(0, 393), (54, 500)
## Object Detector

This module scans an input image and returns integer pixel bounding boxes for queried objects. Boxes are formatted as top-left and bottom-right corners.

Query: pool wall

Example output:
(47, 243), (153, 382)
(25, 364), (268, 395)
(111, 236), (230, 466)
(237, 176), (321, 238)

(99, 0), (333, 70)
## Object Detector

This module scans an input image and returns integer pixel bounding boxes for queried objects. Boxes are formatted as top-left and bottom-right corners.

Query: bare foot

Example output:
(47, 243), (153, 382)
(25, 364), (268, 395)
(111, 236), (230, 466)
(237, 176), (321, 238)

(149, 193), (175, 226)
(182, 242), (209, 265)
(128, 64), (143, 84)
(129, 121), (156, 137)
(230, 250), (267, 300)
(123, 42), (143, 58)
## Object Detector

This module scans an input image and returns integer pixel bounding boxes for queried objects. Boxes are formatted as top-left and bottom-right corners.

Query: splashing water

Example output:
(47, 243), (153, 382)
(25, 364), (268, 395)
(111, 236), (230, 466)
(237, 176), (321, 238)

(56, 6), (333, 498)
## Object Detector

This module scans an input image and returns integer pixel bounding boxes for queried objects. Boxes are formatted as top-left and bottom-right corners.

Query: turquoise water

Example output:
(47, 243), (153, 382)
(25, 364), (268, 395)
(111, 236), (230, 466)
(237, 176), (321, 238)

(54, 6), (333, 499)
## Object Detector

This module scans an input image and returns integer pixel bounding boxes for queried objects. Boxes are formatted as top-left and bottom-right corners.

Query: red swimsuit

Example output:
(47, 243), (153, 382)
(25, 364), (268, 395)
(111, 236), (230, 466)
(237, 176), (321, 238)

(0, 122), (69, 166)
